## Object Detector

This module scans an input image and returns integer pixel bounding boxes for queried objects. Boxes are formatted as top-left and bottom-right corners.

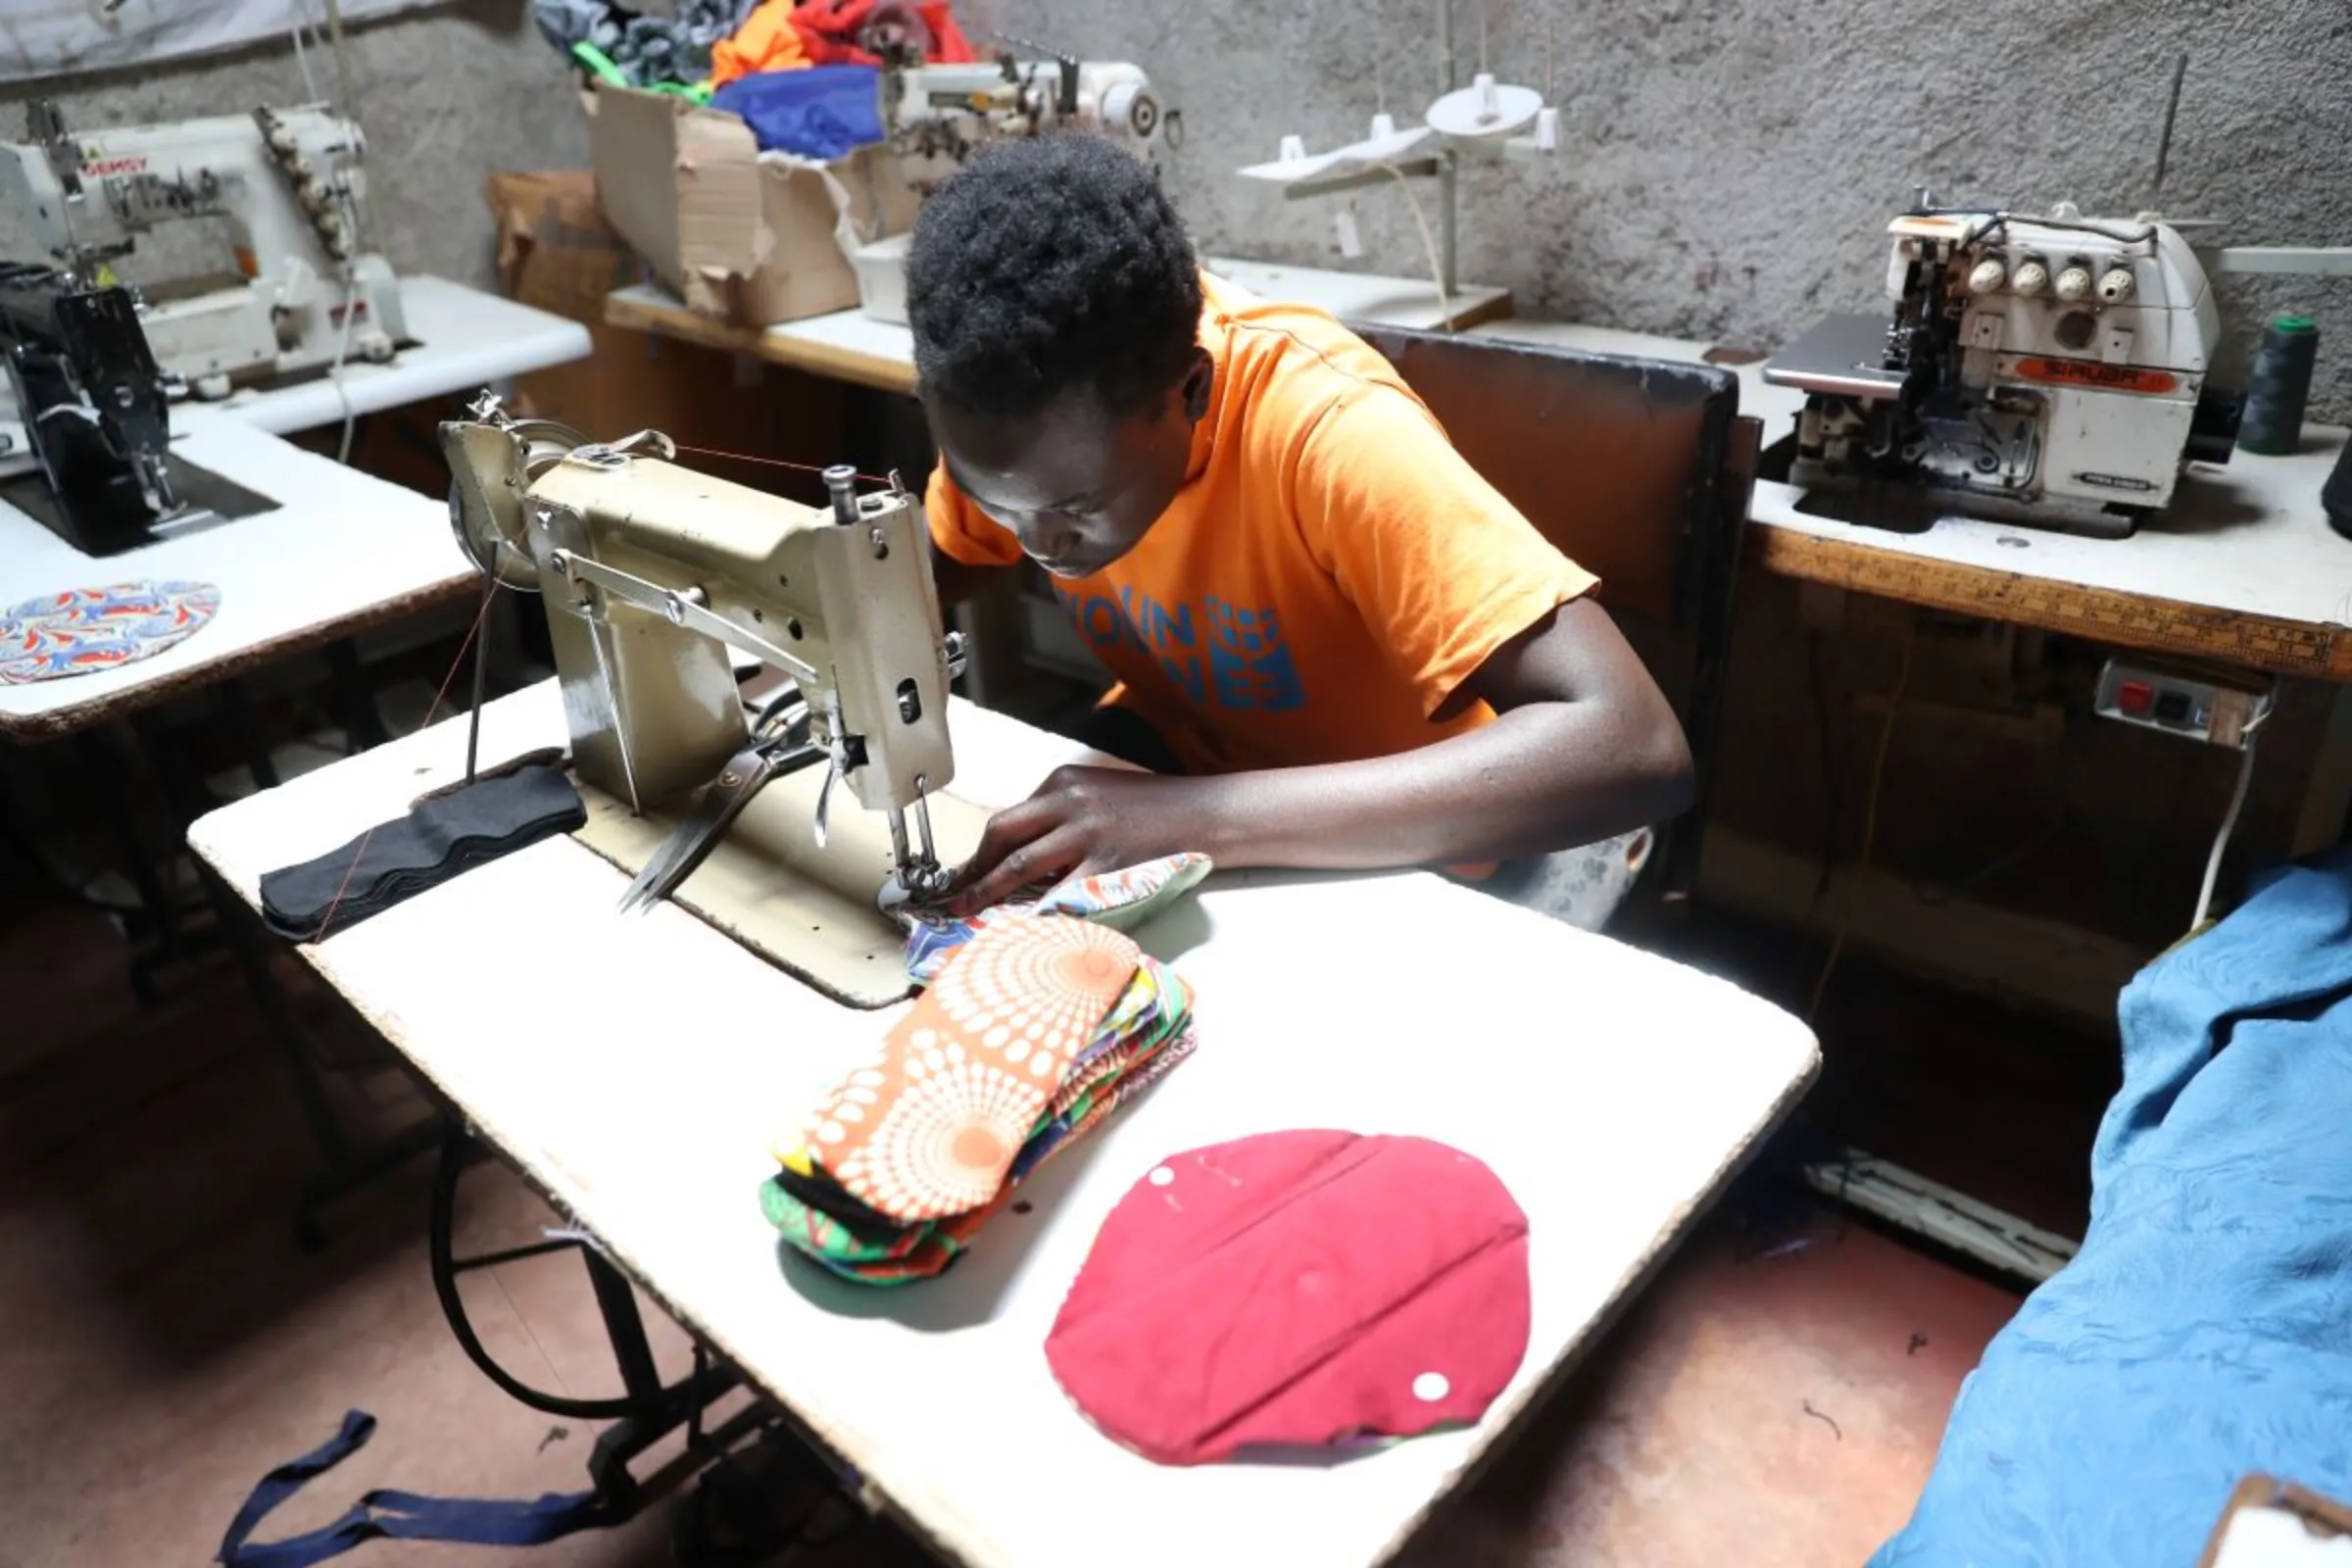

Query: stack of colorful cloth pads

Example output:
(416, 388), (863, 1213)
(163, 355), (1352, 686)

(761, 854), (1212, 1284)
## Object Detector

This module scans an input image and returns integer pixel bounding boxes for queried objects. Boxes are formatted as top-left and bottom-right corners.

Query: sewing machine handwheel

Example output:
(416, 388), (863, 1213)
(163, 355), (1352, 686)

(447, 413), (585, 591)
(447, 480), (541, 593)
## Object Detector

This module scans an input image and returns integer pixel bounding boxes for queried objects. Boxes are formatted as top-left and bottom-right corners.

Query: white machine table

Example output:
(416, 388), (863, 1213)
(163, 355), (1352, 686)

(0, 407), (469, 744)
(209, 275), (593, 437)
(603, 256), (1513, 399)
(186, 679), (1819, 1568)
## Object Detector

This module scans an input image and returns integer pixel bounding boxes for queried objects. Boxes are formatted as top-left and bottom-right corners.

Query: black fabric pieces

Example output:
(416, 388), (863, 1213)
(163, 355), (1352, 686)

(772, 1165), (903, 1238)
(259, 764), (586, 943)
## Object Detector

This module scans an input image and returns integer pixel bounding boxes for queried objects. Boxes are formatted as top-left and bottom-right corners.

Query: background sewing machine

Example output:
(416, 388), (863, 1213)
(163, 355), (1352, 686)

(439, 392), (986, 1007)
(851, 51), (1174, 324)
(0, 101), (409, 406)
(1764, 203), (2248, 540)
(0, 260), (277, 555)
(1765, 198), (2352, 540)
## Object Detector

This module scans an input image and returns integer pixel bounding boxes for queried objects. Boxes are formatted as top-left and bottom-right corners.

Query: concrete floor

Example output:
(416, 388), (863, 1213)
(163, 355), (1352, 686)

(0, 849), (2030, 1567)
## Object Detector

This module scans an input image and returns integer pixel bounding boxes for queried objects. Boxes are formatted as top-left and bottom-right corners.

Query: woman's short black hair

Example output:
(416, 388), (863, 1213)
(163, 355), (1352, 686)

(906, 133), (1202, 421)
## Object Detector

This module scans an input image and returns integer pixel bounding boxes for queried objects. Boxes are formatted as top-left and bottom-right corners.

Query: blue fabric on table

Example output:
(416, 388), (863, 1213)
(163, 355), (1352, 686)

(1871, 849), (2352, 1567)
(710, 66), (883, 159)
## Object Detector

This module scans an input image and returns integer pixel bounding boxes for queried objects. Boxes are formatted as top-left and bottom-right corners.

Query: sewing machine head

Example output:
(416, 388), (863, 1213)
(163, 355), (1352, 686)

(1763, 200), (2246, 539)
(848, 54), (1175, 325)
(439, 393), (963, 917)
(0, 100), (408, 401)
(882, 54), (1176, 189)
(0, 260), (203, 554)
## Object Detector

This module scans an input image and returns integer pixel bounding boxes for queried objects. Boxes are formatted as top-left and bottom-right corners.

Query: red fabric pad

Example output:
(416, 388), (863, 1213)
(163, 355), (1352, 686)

(1045, 1130), (1532, 1465)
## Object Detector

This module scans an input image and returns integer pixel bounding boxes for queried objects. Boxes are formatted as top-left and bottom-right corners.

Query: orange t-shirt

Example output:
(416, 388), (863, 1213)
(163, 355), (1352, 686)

(925, 270), (1599, 778)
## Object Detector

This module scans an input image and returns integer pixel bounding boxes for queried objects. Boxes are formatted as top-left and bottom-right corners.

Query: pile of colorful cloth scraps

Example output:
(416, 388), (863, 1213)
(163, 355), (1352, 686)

(710, 0), (974, 86)
(532, 0), (754, 92)
(760, 854), (1212, 1286)
(537, 0), (969, 97)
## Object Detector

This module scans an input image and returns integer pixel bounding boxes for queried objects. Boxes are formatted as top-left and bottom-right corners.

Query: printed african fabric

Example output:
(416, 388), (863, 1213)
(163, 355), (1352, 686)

(902, 851), (1212, 979)
(1, 581), (220, 685)
(763, 853), (1209, 1285)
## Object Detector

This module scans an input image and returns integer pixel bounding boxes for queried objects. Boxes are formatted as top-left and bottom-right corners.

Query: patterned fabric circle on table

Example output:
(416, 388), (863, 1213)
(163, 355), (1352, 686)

(0, 581), (222, 686)
(812, 917), (1142, 1222)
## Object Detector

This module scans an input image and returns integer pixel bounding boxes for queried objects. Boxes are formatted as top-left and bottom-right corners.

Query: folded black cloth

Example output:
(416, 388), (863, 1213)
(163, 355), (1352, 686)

(771, 1163), (902, 1237)
(259, 765), (586, 943)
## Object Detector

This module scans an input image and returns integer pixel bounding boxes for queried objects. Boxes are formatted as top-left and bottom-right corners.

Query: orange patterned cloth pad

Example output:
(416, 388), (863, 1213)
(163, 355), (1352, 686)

(794, 915), (1143, 1223)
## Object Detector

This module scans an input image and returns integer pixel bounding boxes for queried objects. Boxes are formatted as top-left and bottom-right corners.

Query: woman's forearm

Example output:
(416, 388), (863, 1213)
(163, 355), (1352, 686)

(1189, 700), (1694, 871)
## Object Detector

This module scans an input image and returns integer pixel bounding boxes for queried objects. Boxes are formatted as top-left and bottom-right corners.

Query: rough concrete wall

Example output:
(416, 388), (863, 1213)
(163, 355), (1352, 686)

(9, 0), (2344, 415)
(962, 0), (2352, 421)
(0, 0), (584, 292)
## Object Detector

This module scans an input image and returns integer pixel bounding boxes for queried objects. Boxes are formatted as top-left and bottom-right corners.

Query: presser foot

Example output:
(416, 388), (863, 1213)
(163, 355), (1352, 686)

(876, 858), (954, 926)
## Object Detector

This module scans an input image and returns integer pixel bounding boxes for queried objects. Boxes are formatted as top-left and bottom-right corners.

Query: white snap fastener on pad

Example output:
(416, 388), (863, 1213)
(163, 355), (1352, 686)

(1412, 1372), (1450, 1402)
(1149, 1166), (1175, 1187)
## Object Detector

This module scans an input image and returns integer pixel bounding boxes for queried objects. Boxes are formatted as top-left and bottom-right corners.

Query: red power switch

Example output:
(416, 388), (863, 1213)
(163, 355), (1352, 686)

(2118, 680), (2154, 716)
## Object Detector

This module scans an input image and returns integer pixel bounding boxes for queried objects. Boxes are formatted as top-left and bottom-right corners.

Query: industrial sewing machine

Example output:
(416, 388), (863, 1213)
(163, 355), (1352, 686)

(0, 261), (175, 552)
(1764, 201), (2251, 539)
(439, 392), (987, 1006)
(0, 100), (407, 402)
(881, 54), (1174, 185)
(0, 261), (275, 553)
(851, 52), (1174, 323)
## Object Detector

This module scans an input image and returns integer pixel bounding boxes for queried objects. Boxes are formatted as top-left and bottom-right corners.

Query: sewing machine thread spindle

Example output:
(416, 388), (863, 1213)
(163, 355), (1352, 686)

(824, 465), (859, 527)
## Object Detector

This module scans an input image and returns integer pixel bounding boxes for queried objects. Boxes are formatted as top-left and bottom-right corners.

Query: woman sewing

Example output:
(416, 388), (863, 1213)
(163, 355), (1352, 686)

(906, 133), (1692, 930)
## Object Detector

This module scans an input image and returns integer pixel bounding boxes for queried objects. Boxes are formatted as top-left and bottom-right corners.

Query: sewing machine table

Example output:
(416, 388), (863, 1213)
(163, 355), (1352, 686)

(185, 680), (1819, 1568)
(0, 407), (467, 743)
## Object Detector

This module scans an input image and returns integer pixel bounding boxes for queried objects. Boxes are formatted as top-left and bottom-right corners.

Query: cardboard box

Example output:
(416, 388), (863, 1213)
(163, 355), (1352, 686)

(486, 169), (633, 324)
(479, 169), (846, 466)
(586, 83), (918, 328)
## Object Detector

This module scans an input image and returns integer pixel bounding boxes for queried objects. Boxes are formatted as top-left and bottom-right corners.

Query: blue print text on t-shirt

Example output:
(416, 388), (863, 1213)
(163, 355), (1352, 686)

(1054, 583), (1306, 713)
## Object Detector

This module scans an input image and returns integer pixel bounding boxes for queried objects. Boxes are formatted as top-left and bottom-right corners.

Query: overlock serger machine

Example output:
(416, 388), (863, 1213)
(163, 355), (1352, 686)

(439, 393), (985, 1006)
(0, 100), (407, 400)
(1764, 200), (2248, 539)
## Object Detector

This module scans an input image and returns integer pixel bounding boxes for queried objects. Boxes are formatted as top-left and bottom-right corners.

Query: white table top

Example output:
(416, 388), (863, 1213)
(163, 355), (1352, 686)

(1748, 427), (2352, 631)
(214, 275), (592, 436)
(761, 299), (921, 388)
(186, 681), (1819, 1568)
(0, 276), (591, 470)
(0, 408), (469, 742)
(1201, 256), (1514, 333)
(612, 257), (1515, 399)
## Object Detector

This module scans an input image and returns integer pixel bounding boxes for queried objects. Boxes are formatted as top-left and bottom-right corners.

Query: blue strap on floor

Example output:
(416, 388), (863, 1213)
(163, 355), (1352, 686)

(217, 1410), (622, 1567)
